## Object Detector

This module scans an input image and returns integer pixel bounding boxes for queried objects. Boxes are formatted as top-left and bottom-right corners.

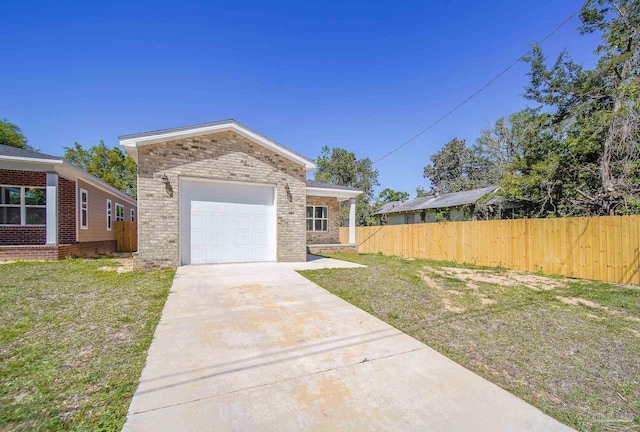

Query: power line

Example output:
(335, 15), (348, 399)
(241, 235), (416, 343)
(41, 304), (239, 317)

(372, 9), (580, 165)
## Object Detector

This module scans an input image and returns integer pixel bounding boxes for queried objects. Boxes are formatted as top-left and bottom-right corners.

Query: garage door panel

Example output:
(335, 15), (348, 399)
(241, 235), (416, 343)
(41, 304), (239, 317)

(180, 180), (276, 265)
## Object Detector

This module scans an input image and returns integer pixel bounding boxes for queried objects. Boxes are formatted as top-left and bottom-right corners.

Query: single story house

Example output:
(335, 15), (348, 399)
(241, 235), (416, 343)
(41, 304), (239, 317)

(119, 119), (361, 269)
(373, 185), (499, 225)
(0, 144), (137, 261)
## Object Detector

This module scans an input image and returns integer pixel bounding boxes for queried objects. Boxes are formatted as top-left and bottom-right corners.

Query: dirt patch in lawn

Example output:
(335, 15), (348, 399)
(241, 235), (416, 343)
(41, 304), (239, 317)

(97, 258), (134, 274)
(425, 265), (567, 291)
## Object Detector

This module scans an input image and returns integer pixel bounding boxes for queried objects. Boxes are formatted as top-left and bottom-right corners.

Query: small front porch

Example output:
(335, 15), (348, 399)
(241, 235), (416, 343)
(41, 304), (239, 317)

(305, 181), (361, 255)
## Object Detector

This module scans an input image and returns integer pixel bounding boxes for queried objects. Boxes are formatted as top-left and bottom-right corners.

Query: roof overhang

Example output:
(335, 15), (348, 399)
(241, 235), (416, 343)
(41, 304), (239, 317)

(119, 120), (316, 171)
(0, 156), (137, 206)
(306, 186), (362, 202)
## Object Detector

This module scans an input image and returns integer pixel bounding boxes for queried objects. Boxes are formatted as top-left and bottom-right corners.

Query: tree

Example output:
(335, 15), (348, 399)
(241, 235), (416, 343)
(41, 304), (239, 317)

(377, 188), (409, 203)
(64, 141), (137, 198)
(0, 119), (31, 149)
(314, 145), (380, 225)
(523, 0), (640, 215)
(423, 138), (491, 193)
(415, 186), (432, 198)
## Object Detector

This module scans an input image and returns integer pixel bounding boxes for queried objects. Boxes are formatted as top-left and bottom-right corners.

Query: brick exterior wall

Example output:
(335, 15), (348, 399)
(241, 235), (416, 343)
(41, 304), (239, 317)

(0, 226), (46, 245)
(0, 240), (116, 262)
(306, 196), (341, 245)
(58, 176), (77, 244)
(0, 169), (46, 187)
(58, 240), (116, 258)
(0, 245), (58, 261)
(135, 130), (307, 269)
(1, 170), (47, 245)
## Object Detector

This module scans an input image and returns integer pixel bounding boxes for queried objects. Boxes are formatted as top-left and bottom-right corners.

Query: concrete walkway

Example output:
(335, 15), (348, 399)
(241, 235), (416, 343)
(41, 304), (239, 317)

(123, 261), (572, 432)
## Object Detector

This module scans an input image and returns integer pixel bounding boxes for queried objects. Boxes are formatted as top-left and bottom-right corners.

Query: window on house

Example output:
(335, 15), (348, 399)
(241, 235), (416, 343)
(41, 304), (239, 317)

(130, 209), (135, 221)
(0, 186), (46, 225)
(80, 189), (88, 229)
(115, 203), (124, 222)
(306, 206), (328, 232)
(106, 199), (112, 231)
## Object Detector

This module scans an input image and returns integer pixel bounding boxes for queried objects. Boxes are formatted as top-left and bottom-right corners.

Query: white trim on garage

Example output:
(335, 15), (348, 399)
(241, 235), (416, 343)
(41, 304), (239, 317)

(178, 177), (277, 265)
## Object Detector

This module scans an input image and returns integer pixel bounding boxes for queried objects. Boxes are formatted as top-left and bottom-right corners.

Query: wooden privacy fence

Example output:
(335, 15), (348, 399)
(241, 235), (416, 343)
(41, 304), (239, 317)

(114, 221), (137, 252)
(340, 215), (640, 284)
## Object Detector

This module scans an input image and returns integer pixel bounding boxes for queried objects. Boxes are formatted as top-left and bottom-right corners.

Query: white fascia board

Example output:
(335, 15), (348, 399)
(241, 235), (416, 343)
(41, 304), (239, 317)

(306, 187), (362, 202)
(0, 155), (64, 165)
(0, 160), (61, 172)
(119, 122), (316, 171)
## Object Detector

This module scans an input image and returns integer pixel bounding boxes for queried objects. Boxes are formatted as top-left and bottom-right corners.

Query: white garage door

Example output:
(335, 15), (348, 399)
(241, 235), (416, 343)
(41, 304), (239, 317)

(179, 179), (276, 265)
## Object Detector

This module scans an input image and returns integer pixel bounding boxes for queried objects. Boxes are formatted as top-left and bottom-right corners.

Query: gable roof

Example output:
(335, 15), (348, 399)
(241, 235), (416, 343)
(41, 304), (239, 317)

(0, 144), (136, 206)
(374, 186), (499, 215)
(119, 119), (316, 171)
(0, 144), (61, 162)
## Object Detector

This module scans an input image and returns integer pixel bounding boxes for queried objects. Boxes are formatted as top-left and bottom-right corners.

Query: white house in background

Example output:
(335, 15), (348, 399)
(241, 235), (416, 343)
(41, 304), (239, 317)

(373, 186), (499, 225)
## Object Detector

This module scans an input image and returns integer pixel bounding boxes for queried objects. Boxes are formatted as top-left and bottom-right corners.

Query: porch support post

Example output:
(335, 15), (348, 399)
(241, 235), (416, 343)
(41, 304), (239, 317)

(45, 172), (58, 245)
(348, 198), (356, 244)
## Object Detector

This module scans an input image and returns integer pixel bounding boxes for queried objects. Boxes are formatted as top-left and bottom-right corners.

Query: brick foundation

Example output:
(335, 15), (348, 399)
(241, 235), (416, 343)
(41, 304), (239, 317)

(0, 240), (116, 262)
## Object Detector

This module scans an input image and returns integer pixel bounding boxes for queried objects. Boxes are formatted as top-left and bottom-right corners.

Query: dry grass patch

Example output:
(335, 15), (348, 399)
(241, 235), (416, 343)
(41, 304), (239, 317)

(300, 253), (640, 432)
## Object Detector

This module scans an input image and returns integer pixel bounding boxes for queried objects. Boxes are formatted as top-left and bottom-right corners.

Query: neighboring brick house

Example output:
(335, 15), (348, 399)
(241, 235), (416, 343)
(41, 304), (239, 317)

(0, 144), (137, 261)
(119, 119), (361, 269)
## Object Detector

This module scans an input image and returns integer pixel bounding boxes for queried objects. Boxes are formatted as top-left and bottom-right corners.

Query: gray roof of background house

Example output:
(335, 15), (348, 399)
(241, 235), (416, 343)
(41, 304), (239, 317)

(306, 180), (361, 192)
(374, 185), (499, 215)
(0, 144), (61, 161)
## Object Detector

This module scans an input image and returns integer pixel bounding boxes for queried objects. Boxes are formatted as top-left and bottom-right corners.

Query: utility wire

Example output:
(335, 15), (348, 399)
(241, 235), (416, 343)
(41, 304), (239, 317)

(372, 9), (580, 165)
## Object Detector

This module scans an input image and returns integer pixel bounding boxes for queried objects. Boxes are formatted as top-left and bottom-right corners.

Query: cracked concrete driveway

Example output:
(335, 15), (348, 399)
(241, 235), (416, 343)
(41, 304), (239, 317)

(123, 261), (572, 431)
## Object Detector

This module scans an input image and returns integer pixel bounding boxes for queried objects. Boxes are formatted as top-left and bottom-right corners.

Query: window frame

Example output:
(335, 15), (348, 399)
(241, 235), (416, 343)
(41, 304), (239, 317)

(80, 188), (89, 229)
(0, 185), (47, 226)
(115, 203), (124, 222)
(106, 199), (112, 231)
(130, 208), (135, 222)
(306, 205), (329, 232)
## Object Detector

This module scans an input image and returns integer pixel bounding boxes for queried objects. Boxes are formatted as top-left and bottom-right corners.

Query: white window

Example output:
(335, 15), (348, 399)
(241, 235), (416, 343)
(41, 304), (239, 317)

(115, 203), (124, 222)
(130, 209), (135, 221)
(0, 186), (46, 225)
(80, 189), (88, 229)
(106, 199), (112, 231)
(306, 206), (328, 232)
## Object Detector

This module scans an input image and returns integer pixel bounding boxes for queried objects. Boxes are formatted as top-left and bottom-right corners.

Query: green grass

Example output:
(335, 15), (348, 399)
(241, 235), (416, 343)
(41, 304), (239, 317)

(300, 253), (640, 432)
(0, 258), (175, 431)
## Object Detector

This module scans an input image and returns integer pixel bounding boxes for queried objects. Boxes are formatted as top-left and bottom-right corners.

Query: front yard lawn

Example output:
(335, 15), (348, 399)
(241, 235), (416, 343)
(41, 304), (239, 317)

(0, 258), (174, 431)
(300, 253), (640, 432)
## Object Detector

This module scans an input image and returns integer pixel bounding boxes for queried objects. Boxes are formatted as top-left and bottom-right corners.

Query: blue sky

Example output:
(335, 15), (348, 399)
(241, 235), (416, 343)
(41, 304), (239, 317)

(1, 0), (600, 197)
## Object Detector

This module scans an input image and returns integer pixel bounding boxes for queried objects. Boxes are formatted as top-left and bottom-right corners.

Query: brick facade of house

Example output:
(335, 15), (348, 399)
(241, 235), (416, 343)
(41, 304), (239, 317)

(0, 168), (120, 260)
(135, 130), (307, 269)
(306, 195), (341, 245)
(58, 176), (76, 244)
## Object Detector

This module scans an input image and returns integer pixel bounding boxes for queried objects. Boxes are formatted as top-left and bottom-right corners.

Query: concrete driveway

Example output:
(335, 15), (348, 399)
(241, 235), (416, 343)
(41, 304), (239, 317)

(123, 259), (572, 431)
